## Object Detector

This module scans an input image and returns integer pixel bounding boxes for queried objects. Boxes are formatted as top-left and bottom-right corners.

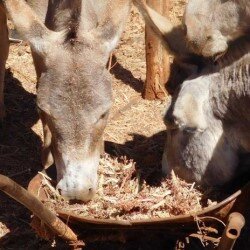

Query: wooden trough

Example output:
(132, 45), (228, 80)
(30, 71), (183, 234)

(0, 172), (249, 249)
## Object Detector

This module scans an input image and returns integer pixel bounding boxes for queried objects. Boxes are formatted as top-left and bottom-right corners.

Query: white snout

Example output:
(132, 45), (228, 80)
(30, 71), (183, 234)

(56, 172), (98, 202)
(55, 155), (99, 202)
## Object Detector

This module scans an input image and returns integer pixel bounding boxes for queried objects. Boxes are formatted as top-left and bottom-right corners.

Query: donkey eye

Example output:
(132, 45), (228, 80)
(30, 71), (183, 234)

(96, 111), (109, 124)
(206, 35), (212, 41)
(100, 111), (109, 119)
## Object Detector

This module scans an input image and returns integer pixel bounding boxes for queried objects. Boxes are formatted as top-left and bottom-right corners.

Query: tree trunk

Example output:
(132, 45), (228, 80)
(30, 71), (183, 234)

(143, 0), (170, 100)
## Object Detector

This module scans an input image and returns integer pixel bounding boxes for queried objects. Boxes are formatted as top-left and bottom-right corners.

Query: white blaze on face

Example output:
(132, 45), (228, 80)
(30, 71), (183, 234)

(55, 150), (100, 202)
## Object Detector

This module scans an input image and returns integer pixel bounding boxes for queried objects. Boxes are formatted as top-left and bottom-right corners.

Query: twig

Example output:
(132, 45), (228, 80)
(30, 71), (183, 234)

(189, 182), (195, 191)
(42, 184), (50, 199)
(108, 53), (118, 71)
(189, 233), (220, 244)
(38, 171), (52, 181)
(150, 200), (166, 210)
(197, 216), (226, 227)
(38, 172), (63, 200)
(194, 217), (206, 247)
(134, 171), (141, 194)
(200, 226), (218, 234)
(119, 171), (132, 192)
(99, 173), (104, 195)
(9, 37), (23, 43)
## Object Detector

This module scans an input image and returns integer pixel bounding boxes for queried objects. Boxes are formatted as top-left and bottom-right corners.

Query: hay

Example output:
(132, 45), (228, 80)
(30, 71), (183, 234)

(41, 154), (213, 220)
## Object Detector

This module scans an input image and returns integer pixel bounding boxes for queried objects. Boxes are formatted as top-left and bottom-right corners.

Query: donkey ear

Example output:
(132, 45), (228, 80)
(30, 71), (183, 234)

(82, 0), (132, 55)
(3, 0), (63, 55)
(133, 0), (190, 58)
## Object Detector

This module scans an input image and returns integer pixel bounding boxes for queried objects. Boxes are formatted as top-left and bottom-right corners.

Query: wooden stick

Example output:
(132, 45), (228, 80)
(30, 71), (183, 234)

(0, 174), (78, 243)
(143, 0), (170, 100)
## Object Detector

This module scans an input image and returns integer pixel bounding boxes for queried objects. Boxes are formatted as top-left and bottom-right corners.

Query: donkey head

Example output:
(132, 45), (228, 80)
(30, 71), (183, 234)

(5, 0), (131, 201)
(37, 43), (112, 201)
(183, 0), (228, 59)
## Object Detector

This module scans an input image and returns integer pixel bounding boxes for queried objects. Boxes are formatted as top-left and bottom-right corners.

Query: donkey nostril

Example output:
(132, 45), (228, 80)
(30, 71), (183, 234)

(57, 188), (62, 195)
(88, 187), (93, 193)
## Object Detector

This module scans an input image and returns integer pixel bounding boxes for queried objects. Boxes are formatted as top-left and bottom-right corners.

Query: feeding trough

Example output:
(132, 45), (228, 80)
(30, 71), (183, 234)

(0, 171), (249, 248)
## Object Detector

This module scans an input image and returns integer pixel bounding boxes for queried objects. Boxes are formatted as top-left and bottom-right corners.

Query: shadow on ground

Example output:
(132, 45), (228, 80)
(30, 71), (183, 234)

(110, 55), (144, 93)
(0, 69), (45, 248)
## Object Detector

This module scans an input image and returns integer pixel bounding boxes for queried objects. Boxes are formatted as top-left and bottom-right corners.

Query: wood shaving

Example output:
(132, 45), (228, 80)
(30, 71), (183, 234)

(42, 154), (213, 220)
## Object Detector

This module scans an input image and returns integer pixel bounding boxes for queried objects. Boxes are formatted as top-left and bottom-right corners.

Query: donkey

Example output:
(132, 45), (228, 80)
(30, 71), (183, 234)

(163, 39), (250, 186)
(134, 0), (250, 61)
(0, 0), (132, 201)
(134, 0), (250, 186)
(184, 0), (250, 58)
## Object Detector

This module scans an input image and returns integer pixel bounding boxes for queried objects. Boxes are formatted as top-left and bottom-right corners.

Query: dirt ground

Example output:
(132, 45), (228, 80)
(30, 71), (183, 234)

(0, 1), (249, 250)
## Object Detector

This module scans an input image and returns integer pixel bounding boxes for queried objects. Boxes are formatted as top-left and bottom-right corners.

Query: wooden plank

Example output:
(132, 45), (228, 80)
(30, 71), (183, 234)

(143, 0), (170, 100)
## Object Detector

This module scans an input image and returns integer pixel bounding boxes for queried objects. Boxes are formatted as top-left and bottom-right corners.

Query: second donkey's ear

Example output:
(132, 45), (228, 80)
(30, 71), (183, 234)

(133, 0), (190, 58)
(3, 0), (64, 56)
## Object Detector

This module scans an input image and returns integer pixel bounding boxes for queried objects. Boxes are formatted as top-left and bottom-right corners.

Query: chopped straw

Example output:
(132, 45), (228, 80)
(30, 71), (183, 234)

(42, 154), (214, 220)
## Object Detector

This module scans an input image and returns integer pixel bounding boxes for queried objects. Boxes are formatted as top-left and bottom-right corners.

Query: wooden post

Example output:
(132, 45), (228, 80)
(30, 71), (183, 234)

(143, 0), (170, 100)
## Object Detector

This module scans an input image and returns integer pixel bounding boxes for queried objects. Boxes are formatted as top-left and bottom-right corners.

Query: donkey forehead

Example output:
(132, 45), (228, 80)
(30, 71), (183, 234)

(47, 41), (105, 67)
(37, 60), (112, 121)
(44, 41), (110, 85)
(184, 0), (217, 28)
(38, 80), (112, 119)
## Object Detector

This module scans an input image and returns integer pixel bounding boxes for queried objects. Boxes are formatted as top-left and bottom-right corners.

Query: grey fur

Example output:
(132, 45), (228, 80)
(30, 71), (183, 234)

(134, 0), (250, 186)
(163, 39), (250, 186)
(184, 0), (250, 57)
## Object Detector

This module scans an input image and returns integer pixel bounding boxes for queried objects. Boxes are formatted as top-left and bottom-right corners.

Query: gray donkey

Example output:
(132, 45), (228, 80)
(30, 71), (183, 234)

(0, 0), (131, 201)
(134, 0), (250, 60)
(184, 0), (250, 58)
(134, 0), (250, 186)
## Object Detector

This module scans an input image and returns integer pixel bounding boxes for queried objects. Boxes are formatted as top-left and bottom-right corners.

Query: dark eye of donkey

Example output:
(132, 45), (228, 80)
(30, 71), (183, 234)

(206, 35), (212, 41)
(96, 111), (109, 123)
